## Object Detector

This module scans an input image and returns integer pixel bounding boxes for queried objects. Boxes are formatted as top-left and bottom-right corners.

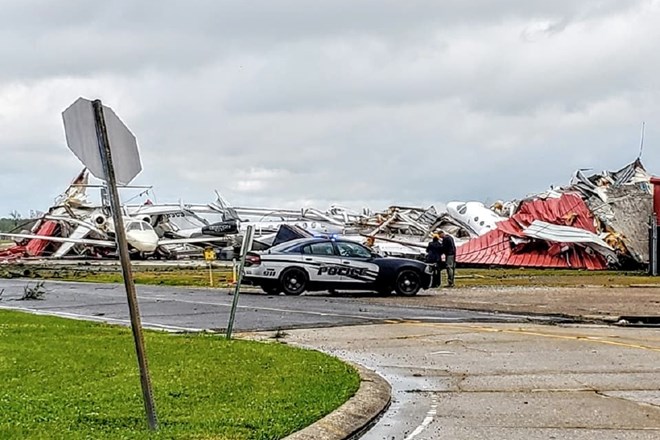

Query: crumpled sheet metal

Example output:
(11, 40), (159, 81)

(584, 184), (651, 264)
(497, 193), (597, 237)
(456, 193), (608, 270)
(522, 220), (615, 261)
(0, 245), (26, 262)
(0, 220), (59, 261)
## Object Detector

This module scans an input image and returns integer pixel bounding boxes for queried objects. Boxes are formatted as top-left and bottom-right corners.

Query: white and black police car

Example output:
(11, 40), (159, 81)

(243, 237), (433, 296)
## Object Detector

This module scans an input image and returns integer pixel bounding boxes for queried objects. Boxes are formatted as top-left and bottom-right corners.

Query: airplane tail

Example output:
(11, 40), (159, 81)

(212, 191), (240, 221)
(54, 168), (90, 207)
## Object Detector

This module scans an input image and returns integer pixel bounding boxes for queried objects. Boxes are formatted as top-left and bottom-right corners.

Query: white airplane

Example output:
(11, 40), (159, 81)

(197, 192), (353, 238)
(446, 201), (506, 236)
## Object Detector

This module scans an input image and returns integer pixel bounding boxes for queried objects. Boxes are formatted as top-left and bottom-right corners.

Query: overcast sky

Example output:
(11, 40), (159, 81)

(2, 0), (659, 216)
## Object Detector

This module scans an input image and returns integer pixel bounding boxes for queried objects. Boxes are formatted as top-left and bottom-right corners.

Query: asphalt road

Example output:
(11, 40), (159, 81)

(0, 279), (561, 332)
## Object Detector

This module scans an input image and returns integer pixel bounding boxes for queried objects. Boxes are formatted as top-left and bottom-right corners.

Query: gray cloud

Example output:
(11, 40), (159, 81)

(1, 0), (659, 216)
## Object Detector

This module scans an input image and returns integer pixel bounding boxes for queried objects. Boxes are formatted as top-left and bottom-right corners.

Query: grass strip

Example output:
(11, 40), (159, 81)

(454, 268), (656, 287)
(3, 265), (658, 288)
(0, 310), (360, 440)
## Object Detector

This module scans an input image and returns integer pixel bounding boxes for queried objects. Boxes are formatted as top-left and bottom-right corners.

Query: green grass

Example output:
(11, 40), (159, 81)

(4, 264), (659, 288)
(60, 270), (235, 287)
(2, 268), (236, 288)
(454, 268), (658, 287)
(0, 310), (360, 440)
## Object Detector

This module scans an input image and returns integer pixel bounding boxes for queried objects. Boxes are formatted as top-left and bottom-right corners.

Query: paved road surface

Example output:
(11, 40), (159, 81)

(272, 323), (660, 440)
(0, 279), (562, 331)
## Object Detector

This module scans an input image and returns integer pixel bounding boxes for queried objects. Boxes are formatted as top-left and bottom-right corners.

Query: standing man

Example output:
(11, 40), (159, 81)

(425, 234), (443, 288)
(438, 230), (456, 287)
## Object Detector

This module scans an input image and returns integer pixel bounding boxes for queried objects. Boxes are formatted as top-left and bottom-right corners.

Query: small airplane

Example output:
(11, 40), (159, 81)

(0, 215), (231, 259)
(446, 201), (506, 237)
(187, 191), (351, 238)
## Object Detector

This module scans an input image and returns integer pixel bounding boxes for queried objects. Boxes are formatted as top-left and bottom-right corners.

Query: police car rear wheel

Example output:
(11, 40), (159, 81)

(280, 268), (307, 295)
(394, 269), (421, 296)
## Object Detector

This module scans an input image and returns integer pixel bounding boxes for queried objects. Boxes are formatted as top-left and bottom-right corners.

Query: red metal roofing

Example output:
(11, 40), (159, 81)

(456, 193), (607, 269)
(0, 220), (59, 261)
(25, 220), (59, 257)
(0, 245), (26, 261)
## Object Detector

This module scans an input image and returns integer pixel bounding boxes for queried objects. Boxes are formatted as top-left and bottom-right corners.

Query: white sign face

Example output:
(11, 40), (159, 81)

(62, 97), (142, 185)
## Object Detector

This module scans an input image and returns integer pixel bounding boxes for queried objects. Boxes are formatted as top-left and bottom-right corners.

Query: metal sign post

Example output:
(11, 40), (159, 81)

(204, 247), (216, 287)
(226, 226), (255, 340)
(63, 97), (158, 430)
(92, 100), (158, 430)
(651, 216), (658, 276)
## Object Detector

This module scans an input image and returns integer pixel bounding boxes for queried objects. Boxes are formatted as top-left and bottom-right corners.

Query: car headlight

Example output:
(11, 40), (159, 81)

(424, 265), (433, 274)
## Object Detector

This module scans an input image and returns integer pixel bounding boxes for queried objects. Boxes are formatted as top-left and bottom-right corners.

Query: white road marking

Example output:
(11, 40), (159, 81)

(0, 304), (201, 332)
(147, 295), (378, 321)
(403, 398), (438, 440)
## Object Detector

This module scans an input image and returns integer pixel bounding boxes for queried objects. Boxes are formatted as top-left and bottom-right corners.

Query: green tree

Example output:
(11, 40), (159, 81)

(9, 210), (22, 227)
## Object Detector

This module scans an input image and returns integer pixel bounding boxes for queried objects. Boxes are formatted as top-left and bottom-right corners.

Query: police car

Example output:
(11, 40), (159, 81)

(243, 237), (433, 296)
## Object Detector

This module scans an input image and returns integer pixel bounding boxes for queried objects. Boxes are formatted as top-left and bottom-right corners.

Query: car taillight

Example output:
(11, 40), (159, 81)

(245, 253), (261, 267)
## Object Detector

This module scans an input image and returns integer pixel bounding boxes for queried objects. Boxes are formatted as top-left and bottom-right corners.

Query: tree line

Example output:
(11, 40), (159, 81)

(0, 218), (17, 233)
(0, 211), (35, 233)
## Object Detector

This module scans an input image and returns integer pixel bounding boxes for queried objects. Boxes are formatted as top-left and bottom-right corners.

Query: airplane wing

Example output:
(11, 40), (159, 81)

(50, 223), (99, 258)
(0, 232), (116, 248)
(158, 236), (231, 246)
(126, 204), (192, 216)
(45, 215), (104, 234)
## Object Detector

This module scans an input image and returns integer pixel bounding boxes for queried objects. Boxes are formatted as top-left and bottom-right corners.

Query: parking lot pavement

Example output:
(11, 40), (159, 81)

(357, 285), (660, 321)
(264, 322), (660, 440)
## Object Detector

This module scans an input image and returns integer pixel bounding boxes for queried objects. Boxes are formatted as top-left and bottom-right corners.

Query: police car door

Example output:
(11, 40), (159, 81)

(300, 241), (342, 283)
(333, 241), (379, 285)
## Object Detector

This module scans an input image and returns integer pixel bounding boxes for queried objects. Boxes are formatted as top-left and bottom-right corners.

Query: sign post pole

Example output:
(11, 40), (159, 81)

(204, 247), (216, 287)
(92, 100), (158, 430)
(226, 226), (255, 340)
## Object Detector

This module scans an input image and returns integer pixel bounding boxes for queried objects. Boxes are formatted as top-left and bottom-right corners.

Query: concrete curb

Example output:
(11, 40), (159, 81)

(284, 363), (391, 440)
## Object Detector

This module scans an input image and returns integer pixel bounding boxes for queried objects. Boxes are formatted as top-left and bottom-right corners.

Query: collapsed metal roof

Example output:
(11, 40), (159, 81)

(453, 160), (653, 270)
(456, 193), (609, 269)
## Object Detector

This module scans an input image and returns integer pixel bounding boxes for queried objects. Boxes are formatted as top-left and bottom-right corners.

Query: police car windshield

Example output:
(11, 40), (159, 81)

(335, 241), (372, 258)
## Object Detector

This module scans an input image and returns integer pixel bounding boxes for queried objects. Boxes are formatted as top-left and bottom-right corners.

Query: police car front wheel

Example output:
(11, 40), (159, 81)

(394, 269), (421, 296)
(279, 267), (307, 295)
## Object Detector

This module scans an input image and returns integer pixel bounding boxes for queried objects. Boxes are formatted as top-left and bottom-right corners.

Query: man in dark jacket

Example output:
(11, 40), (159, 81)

(425, 234), (443, 288)
(438, 230), (456, 287)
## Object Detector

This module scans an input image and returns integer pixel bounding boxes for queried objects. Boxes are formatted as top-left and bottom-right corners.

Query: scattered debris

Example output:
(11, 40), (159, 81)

(454, 160), (652, 270)
(20, 281), (46, 301)
(270, 329), (289, 340)
(1, 160), (654, 270)
(0, 170), (243, 262)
